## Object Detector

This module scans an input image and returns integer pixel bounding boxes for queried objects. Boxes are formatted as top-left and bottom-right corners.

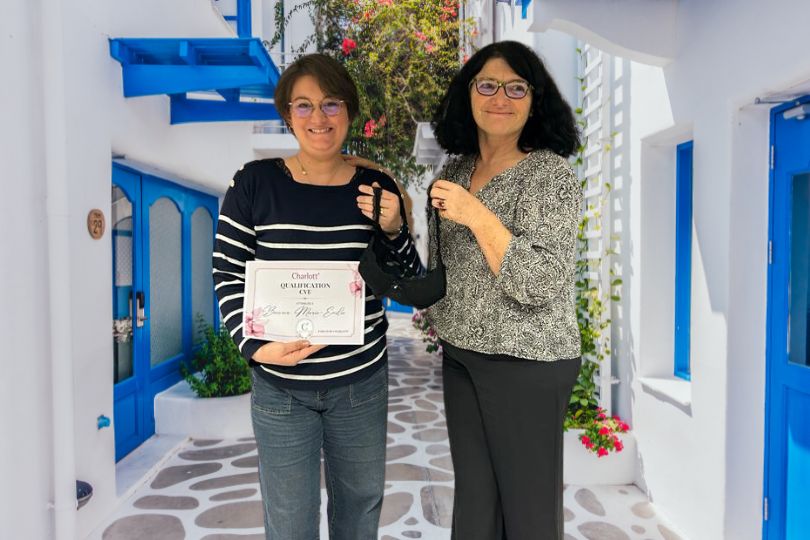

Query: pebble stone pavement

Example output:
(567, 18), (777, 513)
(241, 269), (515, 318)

(93, 315), (687, 540)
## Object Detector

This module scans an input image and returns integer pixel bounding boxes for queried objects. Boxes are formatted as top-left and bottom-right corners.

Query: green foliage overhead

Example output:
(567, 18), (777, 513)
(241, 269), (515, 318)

(272, 0), (476, 185)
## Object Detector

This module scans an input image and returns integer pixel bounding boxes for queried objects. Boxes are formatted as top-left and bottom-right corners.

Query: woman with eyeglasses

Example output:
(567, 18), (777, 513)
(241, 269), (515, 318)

(212, 53), (421, 540)
(426, 41), (583, 539)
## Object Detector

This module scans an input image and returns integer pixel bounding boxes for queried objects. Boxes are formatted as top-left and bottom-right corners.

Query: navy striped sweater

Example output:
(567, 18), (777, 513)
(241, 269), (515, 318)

(213, 158), (422, 389)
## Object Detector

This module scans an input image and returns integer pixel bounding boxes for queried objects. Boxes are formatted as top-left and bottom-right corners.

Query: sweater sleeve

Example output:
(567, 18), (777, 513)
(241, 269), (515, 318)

(212, 166), (264, 362)
(495, 162), (581, 306)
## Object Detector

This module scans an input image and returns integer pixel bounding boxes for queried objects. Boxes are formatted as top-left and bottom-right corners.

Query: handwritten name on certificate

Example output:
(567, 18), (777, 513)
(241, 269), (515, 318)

(243, 261), (367, 345)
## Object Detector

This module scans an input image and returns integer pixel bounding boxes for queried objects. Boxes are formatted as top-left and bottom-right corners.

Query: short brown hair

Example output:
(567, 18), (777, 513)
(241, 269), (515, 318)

(274, 54), (360, 123)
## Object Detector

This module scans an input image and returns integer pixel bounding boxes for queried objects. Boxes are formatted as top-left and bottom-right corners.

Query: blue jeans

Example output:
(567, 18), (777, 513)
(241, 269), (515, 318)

(250, 366), (388, 540)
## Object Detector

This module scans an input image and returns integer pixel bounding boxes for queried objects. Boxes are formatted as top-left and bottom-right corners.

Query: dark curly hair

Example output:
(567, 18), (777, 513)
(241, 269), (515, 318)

(432, 41), (580, 157)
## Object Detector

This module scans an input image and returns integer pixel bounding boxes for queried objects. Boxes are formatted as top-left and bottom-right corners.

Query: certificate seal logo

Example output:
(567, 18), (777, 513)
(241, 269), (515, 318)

(296, 319), (314, 339)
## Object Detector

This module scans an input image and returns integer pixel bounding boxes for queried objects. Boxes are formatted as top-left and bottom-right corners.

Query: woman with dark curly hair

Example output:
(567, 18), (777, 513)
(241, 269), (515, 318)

(426, 41), (583, 539)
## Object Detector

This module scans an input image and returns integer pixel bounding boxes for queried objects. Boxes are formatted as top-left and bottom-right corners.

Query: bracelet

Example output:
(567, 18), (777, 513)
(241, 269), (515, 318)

(385, 221), (407, 238)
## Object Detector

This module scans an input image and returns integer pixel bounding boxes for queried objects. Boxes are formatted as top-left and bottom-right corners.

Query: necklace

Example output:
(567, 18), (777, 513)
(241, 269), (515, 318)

(294, 154), (345, 185)
(295, 154), (308, 176)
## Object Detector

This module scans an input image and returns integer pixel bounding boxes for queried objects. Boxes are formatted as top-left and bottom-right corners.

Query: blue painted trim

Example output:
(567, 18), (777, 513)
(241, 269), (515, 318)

(763, 94), (810, 540)
(516, 0), (532, 19)
(170, 94), (281, 124)
(112, 163), (220, 460)
(763, 106), (775, 540)
(237, 0), (252, 38)
(182, 201), (193, 380)
(674, 141), (693, 381)
(112, 166), (145, 461)
(109, 38), (280, 98)
(384, 298), (415, 314)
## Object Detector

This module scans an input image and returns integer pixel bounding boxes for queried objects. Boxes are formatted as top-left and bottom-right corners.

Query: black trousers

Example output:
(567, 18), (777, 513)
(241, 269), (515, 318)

(441, 341), (581, 540)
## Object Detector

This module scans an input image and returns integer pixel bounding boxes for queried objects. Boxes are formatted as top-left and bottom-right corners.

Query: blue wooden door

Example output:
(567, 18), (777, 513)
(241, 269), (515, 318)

(765, 95), (810, 539)
(112, 167), (144, 460)
(112, 164), (219, 461)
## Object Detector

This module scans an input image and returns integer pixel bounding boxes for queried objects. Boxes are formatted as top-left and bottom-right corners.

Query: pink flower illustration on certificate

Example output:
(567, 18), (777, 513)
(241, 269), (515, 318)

(244, 307), (269, 337)
(349, 270), (364, 297)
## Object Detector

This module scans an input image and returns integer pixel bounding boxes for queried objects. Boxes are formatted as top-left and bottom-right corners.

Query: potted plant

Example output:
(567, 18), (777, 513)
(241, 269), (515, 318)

(154, 321), (253, 439)
(181, 322), (251, 398)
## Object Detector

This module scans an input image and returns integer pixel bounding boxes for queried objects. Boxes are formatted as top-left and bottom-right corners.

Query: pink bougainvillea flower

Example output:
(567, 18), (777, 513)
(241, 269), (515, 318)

(615, 440), (624, 452)
(580, 435), (591, 446)
(341, 38), (357, 56)
(597, 412), (607, 420)
(440, 2), (458, 21)
(363, 119), (377, 138)
(598, 426), (611, 436)
(414, 30), (428, 41)
(597, 447), (609, 457)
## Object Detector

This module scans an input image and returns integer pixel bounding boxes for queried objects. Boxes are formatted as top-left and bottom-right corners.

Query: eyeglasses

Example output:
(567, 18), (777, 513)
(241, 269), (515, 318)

(470, 78), (533, 99)
(288, 98), (346, 118)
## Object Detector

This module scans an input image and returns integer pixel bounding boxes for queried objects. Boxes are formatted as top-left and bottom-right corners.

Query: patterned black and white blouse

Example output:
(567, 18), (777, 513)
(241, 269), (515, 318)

(425, 149), (582, 362)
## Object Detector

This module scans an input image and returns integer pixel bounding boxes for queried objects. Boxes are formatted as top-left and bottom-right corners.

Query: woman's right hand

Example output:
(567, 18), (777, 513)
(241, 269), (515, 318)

(252, 340), (326, 366)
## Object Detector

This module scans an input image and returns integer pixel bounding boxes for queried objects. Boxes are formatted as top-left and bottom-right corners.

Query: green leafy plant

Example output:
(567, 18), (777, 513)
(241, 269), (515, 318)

(181, 321), (251, 398)
(566, 45), (622, 432)
(271, 0), (476, 186)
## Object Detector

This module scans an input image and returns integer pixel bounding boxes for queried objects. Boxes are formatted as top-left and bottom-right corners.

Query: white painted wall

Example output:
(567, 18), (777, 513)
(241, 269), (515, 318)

(538, 0), (810, 538)
(479, 0), (810, 537)
(1, 1), (269, 538)
(262, 0), (315, 63)
(0, 3), (55, 539)
(640, 1), (810, 538)
(109, 0), (257, 190)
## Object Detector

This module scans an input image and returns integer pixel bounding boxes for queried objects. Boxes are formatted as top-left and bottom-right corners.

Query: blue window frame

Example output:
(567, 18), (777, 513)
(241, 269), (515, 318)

(674, 141), (694, 380)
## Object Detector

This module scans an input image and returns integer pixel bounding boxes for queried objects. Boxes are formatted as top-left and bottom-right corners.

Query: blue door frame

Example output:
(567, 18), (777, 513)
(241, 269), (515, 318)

(112, 167), (143, 459)
(112, 163), (219, 460)
(764, 94), (810, 539)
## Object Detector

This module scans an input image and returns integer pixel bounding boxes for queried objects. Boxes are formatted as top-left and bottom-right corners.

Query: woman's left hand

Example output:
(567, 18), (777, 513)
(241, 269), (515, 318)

(357, 182), (403, 236)
(430, 180), (485, 228)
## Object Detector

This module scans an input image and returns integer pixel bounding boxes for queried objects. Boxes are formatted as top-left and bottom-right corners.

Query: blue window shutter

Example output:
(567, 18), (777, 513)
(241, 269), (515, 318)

(674, 141), (694, 380)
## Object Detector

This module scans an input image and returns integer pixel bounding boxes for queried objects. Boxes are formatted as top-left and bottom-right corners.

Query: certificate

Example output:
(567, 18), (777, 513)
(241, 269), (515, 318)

(243, 261), (366, 345)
